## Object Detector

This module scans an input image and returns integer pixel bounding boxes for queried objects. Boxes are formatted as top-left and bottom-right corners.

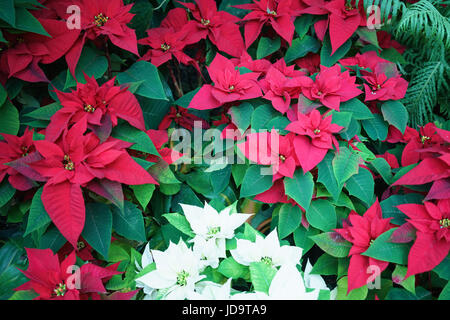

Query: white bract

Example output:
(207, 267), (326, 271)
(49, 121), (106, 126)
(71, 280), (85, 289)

(304, 260), (337, 300)
(136, 240), (205, 300)
(230, 228), (302, 267)
(233, 264), (320, 300)
(181, 202), (252, 258)
(192, 236), (221, 269)
(189, 278), (233, 300)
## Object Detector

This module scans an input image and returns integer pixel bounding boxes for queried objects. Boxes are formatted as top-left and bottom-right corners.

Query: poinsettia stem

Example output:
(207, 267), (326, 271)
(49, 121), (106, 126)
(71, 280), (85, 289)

(105, 41), (112, 79)
(168, 64), (183, 98)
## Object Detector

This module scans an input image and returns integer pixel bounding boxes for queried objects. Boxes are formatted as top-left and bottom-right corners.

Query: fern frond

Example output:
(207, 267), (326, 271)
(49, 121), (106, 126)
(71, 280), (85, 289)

(395, 0), (450, 50)
(360, 0), (406, 24)
(402, 61), (449, 127)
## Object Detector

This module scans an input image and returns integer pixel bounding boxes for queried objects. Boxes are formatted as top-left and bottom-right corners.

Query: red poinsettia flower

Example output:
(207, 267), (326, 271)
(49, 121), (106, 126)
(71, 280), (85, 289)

(259, 66), (311, 114)
(58, 237), (95, 262)
(46, 75), (145, 142)
(335, 200), (394, 292)
(301, 0), (365, 54)
(15, 248), (121, 300)
(178, 0), (245, 57)
(339, 51), (390, 72)
(0, 19), (80, 82)
(145, 129), (183, 165)
(399, 123), (447, 167)
(0, 128), (38, 191)
(238, 130), (300, 180)
(189, 53), (262, 110)
(295, 52), (321, 75)
(158, 106), (210, 131)
(397, 200), (450, 278)
(64, 0), (139, 76)
(28, 123), (157, 246)
(361, 63), (408, 102)
(139, 8), (200, 69)
(301, 64), (362, 111)
(377, 30), (406, 54)
(231, 51), (272, 76)
(286, 109), (343, 172)
(235, 0), (300, 48)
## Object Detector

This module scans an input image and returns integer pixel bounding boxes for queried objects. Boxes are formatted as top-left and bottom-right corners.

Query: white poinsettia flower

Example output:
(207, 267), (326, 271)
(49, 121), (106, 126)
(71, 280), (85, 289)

(136, 240), (205, 300)
(135, 243), (157, 298)
(188, 278), (233, 300)
(192, 236), (221, 270)
(304, 260), (337, 300)
(230, 228), (302, 267)
(234, 264), (320, 300)
(181, 202), (252, 258)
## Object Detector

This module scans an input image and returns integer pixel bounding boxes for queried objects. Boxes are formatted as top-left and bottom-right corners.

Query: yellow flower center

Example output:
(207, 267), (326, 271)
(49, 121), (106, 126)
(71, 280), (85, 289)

(84, 104), (96, 113)
(314, 129), (321, 134)
(440, 218), (450, 229)
(54, 283), (67, 297)
(161, 43), (171, 51)
(420, 135), (431, 144)
(63, 155), (75, 171)
(77, 241), (86, 250)
(94, 13), (109, 27)
(229, 85), (235, 91)
(279, 154), (286, 162)
(266, 8), (277, 16)
(201, 18), (210, 26)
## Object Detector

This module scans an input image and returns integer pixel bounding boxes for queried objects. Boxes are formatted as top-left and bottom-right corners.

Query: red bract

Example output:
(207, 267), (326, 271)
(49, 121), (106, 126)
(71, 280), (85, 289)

(397, 200), (450, 278)
(139, 8), (200, 69)
(259, 66), (311, 114)
(179, 0), (245, 57)
(335, 200), (394, 293)
(238, 130), (300, 180)
(286, 109), (343, 172)
(47, 75), (145, 142)
(235, 0), (300, 48)
(339, 51), (390, 72)
(15, 248), (122, 300)
(189, 53), (262, 110)
(377, 30), (406, 54)
(399, 123), (448, 167)
(0, 128), (37, 191)
(301, 65), (362, 111)
(65, 0), (139, 76)
(302, 0), (365, 54)
(158, 106), (210, 131)
(0, 19), (80, 82)
(295, 52), (321, 75)
(232, 51), (272, 76)
(28, 123), (157, 246)
(361, 63), (408, 102)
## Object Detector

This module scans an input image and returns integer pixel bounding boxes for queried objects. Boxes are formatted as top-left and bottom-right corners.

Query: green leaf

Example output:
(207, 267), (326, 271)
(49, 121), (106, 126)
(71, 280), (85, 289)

(362, 114), (388, 141)
(82, 203), (112, 259)
(9, 290), (38, 300)
(240, 165), (273, 198)
(0, 0), (15, 26)
(162, 213), (195, 238)
(24, 187), (51, 236)
(218, 257), (249, 280)
(311, 254), (338, 276)
(278, 203), (302, 239)
(434, 256), (450, 281)
(131, 184), (155, 210)
(0, 180), (15, 208)
(0, 83), (7, 106)
(112, 122), (159, 156)
(64, 46), (108, 89)
(228, 102), (253, 134)
(175, 88), (200, 108)
(339, 98), (374, 120)
(284, 169), (314, 211)
(249, 262), (277, 294)
(25, 102), (61, 121)
(310, 232), (352, 258)
(332, 147), (360, 186)
(293, 226), (319, 254)
(330, 111), (352, 131)
(438, 281), (450, 300)
(0, 100), (20, 136)
(321, 35), (352, 67)
(379, 48), (407, 64)
(285, 35), (321, 63)
(251, 104), (279, 131)
(317, 152), (341, 200)
(345, 168), (374, 207)
(294, 14), (315, 39)
(38, 226), (66, 252)
(381, 100), (408, 134)
(306, 199), (337, 232)
(380, 193), (423, 225)
(337, 276), (368, 300)
(256, 36), (281, 59)
(14, 7), (50, 36)
(362, 228), (411, 264)
(117, 61), (167, 100)
(392, 265), (415, 294)
(111, 201), (146, 242)
(369, 157), (393, 185)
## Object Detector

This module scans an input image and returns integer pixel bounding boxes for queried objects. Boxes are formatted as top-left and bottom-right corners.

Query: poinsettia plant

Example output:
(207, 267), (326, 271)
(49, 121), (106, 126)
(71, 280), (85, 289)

(0, 0), (449, 301)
